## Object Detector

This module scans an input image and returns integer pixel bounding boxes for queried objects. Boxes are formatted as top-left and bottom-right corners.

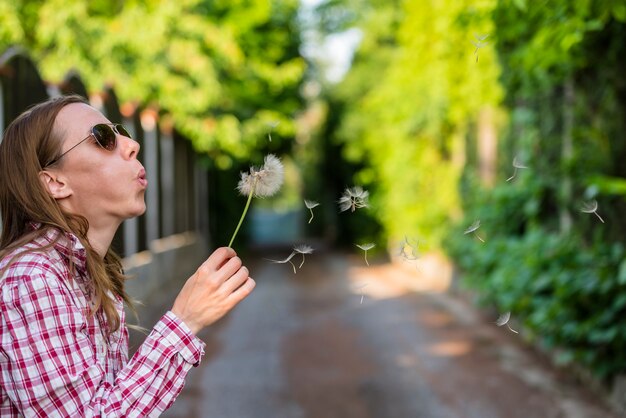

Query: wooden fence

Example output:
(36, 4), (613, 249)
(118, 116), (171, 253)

(0, 47), (211, 298)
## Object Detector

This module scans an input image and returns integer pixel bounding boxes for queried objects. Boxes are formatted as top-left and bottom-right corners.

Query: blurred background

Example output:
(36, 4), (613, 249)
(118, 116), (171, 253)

(1, 0), (626, 416)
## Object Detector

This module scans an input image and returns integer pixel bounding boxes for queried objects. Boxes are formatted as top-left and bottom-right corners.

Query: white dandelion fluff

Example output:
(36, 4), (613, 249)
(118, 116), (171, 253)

(237, 154), (284, 198)
(267, 251), (297, 274)
(399, 236), (420, 269)
(267, 121), (279, 142)
(464, 220), (485, 243)
(304, 199), (320, 224)
(229, 154), (285, 247)
(354, 283), (369, 304)
(471, 33), (489, 62)
(356, 243), (375, 266)
(339, 186), (369, 212)
(496, 311), (519, 334)
(294, 244), (314, 268)
(506, 156), (529, 182)
(399, 236), (420, 261)
(581, 200), (605, 223)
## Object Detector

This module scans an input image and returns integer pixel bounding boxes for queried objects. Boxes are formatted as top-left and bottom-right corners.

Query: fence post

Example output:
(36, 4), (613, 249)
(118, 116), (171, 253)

(141, 108), (161, 244)
(160, 125), (175, 237)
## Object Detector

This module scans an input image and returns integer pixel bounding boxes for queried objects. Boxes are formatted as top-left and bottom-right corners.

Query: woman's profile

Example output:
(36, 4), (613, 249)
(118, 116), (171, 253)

(0, 95), (255, 417)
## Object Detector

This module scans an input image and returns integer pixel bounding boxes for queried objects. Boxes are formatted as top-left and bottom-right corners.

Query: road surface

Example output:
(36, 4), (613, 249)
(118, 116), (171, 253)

(128, 248), (619, 418)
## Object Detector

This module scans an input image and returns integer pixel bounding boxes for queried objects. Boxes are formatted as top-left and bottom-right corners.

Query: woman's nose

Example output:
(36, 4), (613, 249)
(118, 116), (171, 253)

(120, 135), (140, 160)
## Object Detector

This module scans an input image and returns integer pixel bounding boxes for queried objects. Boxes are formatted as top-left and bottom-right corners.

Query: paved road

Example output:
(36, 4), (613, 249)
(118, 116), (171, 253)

(128, 248), (619, 418)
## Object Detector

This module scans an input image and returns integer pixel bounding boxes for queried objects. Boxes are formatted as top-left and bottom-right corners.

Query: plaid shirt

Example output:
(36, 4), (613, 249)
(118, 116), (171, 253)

(0, 228), (205, 417)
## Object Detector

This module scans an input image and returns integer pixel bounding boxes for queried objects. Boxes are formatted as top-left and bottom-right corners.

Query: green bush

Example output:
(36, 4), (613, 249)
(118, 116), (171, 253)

(445, 180), (626, 380)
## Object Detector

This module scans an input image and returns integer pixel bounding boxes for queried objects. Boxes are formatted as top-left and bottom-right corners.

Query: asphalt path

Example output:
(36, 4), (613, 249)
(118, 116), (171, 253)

(128, 248), (619, 418)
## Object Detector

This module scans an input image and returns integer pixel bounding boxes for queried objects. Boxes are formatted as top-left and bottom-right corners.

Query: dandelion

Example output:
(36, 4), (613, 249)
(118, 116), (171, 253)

(581, 200), (605, 223)
(339, 186), (369, 212)
(293, 244), (314, 268)
(398, 236), (420, 261)
(354, 283), (369, 304)
(464, 220), (485, 243)
(304, 199), (320, 224)
(229, 154), (284, 247)
(506, 156), (528, 182)
(356, 243), (375, 266)
(267, 121), (279, 142)
(267, 251), (297, 274)
(471, 33), (489, 62)
(399, 236), (420, 269)
(496, 311), (519, 334)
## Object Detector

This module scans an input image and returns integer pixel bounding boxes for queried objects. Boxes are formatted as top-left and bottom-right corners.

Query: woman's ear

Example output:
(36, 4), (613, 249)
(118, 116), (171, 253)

(38, 170), (72, 200)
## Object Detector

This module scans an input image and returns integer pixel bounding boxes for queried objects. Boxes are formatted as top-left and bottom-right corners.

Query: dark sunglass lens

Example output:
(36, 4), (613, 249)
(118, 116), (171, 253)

(115, 124), (132, 139)
(92, 124), (117, 151)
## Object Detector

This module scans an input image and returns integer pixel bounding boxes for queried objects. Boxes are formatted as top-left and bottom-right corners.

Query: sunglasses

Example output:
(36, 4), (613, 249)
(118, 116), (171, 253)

(46, 123), (131, 167)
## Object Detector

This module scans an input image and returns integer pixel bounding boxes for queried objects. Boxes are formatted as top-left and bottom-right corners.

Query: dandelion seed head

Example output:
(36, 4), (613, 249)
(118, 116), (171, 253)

(294, 244), (314, 254)
(268, 252), (296, 264)
(581, 200), (599, 213)
(512, 156), (528, 169)
(356, 243), (375, 251)
(464, 220), (481, 234)
(471, 40), (487, 48)
(304, 199), (320, 209)
(474, 33), (489, 41)
(339, 186), (369, 212)
(399, 237), (419, 260)
(237, 154), (284, 197)
(496, 312), (511, 327)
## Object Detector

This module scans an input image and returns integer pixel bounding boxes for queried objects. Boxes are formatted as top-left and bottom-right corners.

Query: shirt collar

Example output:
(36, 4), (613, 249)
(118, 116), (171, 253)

(30, 223), (88, 272)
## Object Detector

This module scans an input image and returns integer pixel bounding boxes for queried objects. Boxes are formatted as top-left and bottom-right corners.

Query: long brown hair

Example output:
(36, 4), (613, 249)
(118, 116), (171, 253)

(0, 94), (135, 335)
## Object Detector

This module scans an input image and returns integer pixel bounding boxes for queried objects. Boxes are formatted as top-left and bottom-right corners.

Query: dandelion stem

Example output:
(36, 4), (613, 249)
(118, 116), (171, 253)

(228, 178), (258, 247)
(308, 208), (314, 224)
(299, 254), (305, 269)
(289, 260), (296, 274)
(364, 251), (369, 266)
(475, 233), (485, 243)
(594, 212), (605, 223)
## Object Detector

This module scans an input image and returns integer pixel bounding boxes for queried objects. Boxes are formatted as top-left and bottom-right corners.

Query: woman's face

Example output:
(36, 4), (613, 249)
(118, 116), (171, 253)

(51, 102), (147, 228)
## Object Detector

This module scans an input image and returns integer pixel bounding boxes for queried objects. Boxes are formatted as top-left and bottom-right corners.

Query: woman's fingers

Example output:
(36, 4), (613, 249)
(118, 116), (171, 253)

(222, 265), (249, 294)
(200, 247), (236, 273)
(215, 256), (243, 283)
(229, 277), (256, 302)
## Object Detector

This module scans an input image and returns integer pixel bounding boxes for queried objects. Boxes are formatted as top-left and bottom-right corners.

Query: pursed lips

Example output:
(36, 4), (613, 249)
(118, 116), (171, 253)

(137, 167), (148, 188)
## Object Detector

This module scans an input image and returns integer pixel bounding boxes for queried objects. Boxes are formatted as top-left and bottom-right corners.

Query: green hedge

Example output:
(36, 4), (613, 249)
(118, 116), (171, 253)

(445, 179), (626, 380)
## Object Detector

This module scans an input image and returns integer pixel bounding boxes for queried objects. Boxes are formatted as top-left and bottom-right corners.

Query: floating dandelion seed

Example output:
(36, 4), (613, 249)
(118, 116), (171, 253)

(496, 311), (519, 334)
(229, 154), (284, 247)
(267, 121), (279, 142)
(506, 156), (529, 182)
(464, 220), (485, 243)
(471, 33), (489, 62)
(339, 186), (369, 212)
(399, 236), (420, 261)
(399, 236), (420, 269)
(304, 199), (320, 224)
(581, 200), (605, 223)
(267, 252), (297, 274)
(356, 243), (375, 266)
(354, 283), (369, 304)
(294, 244), (314, 268)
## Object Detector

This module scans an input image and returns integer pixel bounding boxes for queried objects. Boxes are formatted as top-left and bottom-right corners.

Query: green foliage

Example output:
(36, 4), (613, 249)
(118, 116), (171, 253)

(0, 0), (306, 163)
(446, 214), (626, 379)
(319, 0), (502, 247)
(438, 0), (626, 381)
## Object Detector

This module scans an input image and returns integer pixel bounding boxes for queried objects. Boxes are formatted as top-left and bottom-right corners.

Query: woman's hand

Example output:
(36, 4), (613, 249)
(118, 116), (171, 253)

(171, 247), (255, 335)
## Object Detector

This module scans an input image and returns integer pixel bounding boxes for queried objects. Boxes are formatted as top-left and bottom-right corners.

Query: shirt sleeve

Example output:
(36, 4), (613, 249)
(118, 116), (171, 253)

(0, 264), (205, 418)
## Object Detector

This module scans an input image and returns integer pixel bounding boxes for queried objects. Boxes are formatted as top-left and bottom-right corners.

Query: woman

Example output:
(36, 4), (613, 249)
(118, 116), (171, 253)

(0, 95), (255, 417)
